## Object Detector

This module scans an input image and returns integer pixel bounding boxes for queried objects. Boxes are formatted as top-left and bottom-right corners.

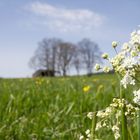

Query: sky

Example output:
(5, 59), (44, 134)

(0, 0), (140, 78)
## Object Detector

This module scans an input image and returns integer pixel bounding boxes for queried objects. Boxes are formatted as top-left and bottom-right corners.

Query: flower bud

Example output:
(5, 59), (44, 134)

(94, 64), (100, 71)
(112, 41), (117, 48)
(122, 43), (129, 50)
(102, 53), (109, 59)
(131, 50), (138, 57)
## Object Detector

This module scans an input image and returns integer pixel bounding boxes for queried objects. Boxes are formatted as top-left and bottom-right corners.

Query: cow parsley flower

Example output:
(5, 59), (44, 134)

(122, 43), (129, 51)
(85, 129), (90, 135)
(103, 66), (110, 73)
(79, 135), (84, 140)
(133, 89), (140, 105)
(95, 122), (102, 131)
(120, 72), (135, 88)
(122, 56), (138, 69)
(112, 125), (120, 139)
(86, 29), (140, 140)
(87, 112), (94, 119)
(131, 31), (137, 37)
(114, 132), (120, 140)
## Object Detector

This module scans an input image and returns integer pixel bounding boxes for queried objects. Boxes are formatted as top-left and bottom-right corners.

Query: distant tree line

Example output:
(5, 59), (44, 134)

(29, 38), (102, 76)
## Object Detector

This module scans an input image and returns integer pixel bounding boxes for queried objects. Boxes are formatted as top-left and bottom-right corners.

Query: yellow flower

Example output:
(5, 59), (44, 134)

(83, 85), (90, 92)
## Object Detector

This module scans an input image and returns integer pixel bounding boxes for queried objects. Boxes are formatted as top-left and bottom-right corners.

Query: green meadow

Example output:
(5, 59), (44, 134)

(0, 74), (136, 140)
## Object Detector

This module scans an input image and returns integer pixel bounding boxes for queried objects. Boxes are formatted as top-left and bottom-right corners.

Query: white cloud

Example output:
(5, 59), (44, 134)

(27, 2), (105, 33)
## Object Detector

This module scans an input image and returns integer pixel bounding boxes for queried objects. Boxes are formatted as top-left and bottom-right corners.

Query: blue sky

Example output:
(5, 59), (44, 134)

(0, 0), (140, 77)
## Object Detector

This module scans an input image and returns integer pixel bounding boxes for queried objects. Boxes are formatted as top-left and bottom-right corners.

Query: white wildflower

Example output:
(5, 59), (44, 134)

(114, 132), (120, 140)
(87, 134), (91, 138)
(95, 122), (102, 131)
(102, 121), (107, 127)
(131, 31), (137, 37)
(96, 111), (106, 118)
(79, 135), (84, 140)
(122, 56), (138, 69)
(133, 89), (140, 105)
(112, 125), (119, 132)
(103, 66), (110, 73)
(122, 43), (129, 51)
(120, 72), (135, 88)
(85, 129), (90, 135)
(87, 112), (94, 119)
(112, 125), (120, 140)
(105, 107), (112, 115)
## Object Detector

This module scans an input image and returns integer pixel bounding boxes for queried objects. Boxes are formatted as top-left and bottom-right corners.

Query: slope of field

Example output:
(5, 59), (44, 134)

(0, 74), (136, 140)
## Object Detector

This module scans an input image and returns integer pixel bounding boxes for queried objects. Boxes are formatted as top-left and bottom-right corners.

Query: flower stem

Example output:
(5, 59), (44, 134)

(91, 105), (98, 140)
(128, 125), (134, 140)
(120, 84), (128, 140)
(138, 109), (140, 140)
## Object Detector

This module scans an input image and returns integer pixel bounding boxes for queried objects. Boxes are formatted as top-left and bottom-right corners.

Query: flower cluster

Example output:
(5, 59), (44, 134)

(112, 125), (120, 140)
(111, 31), (140, 102)
(85, 29), (140, 140)
(87, 98), (138, 140)
(95, 29), (140, 104)
(110, 31), (140, 89)
(111, 31), (140, 72)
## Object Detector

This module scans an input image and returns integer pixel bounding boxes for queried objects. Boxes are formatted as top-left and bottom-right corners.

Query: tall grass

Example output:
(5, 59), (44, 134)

(0, 74), (136, 139)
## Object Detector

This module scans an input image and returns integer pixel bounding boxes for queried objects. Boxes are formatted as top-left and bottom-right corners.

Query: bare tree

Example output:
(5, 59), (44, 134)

(29, 38), (62, 71)
(72, 46), (83, 75)
(78, 38), (102, 74)
(57, 42), (76, 76)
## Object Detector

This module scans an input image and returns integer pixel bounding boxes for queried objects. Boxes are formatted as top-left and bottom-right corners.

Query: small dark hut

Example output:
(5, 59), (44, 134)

(33, 69), (59, 77)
